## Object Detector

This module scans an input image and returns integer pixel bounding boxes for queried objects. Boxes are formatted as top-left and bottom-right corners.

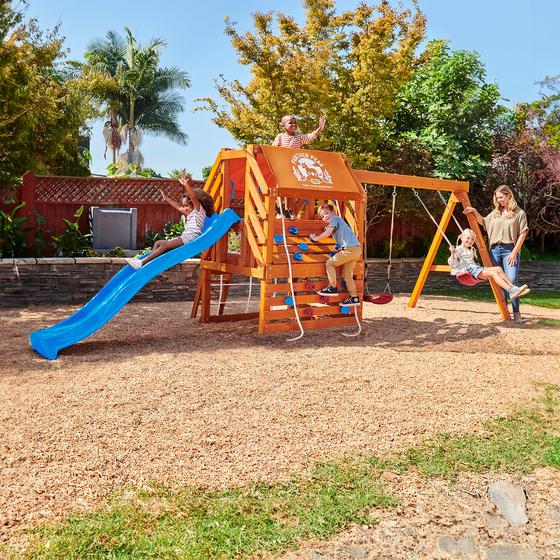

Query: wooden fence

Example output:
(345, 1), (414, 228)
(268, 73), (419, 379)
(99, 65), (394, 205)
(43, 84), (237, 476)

(0, 172), (204, 254)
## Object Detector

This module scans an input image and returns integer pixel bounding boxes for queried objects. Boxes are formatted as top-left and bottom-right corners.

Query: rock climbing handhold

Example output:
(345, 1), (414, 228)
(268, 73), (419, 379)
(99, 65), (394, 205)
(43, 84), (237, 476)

(289, 227), (299, 235)
(274, 235), (283, 243)
(294, 252), (303, 261)
(298, 243), (309, 251)
(340, 305), (350, 314)
(285, 296), (294, 306)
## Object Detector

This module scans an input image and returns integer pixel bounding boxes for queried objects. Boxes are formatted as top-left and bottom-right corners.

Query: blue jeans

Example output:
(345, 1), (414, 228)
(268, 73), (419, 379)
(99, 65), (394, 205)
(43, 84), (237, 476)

(490, 243), (520, 313)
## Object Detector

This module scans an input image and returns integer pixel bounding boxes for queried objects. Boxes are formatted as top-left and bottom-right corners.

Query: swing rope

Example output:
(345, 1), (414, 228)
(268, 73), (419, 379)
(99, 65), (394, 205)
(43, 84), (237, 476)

(364, 187), (396, 305)
(413, 189), (481, 287)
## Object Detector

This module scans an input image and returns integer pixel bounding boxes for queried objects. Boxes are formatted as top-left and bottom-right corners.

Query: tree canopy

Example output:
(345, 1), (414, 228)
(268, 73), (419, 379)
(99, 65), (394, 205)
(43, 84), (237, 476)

(0, 0), (96, 188)
(200, 0), (426, 169)
(79, 28), (191, 170)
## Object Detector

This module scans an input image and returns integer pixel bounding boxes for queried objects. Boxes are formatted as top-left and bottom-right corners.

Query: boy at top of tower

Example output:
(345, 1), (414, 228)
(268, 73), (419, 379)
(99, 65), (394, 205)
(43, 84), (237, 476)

(272, 115), (326, 149)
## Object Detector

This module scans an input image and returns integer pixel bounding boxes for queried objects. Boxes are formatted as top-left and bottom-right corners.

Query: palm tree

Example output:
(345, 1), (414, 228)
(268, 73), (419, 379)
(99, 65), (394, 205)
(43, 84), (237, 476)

(82, 28), (190, 169)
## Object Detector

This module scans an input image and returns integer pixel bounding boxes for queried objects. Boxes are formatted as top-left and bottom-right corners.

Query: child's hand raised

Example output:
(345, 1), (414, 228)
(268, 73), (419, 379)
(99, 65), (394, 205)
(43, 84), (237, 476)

(318, 116), (326, 130)
(159, 189), (170, 202)
(179, 174), (194, 188)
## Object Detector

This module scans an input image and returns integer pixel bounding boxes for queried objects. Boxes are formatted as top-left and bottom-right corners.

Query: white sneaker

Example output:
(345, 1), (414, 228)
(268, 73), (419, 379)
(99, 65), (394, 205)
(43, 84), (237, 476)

(508, 284), (528, 299)
(126, 258), (142, 270)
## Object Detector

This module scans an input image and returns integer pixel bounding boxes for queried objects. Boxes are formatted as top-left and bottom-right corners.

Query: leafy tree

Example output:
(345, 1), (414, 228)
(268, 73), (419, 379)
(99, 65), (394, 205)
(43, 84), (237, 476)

(201, 165), (213, 180)
(487, 104), (560, 251)
(199, 0), (426, 170)
(169, 168), (190, 179)
(392, 40), (504, 185)
(80, 28), (191, 169)
(0, 0), (97, 187)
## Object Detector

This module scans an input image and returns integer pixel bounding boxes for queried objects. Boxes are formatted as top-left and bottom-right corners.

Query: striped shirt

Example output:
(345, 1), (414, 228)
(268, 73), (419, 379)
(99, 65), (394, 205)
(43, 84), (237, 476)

(180, 207), (206, 244)
(272, 132), (314, 148)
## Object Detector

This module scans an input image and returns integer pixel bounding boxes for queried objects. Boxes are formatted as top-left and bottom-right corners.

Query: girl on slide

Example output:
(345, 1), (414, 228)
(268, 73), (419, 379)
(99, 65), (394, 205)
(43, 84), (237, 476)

(126, 174), (214, 270)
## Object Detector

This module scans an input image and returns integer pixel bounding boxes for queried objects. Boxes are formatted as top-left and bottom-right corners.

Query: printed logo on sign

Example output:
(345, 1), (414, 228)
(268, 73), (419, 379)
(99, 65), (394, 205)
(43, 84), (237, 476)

(291, 153), (333, 187)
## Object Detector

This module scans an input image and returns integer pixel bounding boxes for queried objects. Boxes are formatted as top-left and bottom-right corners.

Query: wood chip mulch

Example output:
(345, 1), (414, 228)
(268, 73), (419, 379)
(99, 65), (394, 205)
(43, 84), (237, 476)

(1, 295), (559, 547)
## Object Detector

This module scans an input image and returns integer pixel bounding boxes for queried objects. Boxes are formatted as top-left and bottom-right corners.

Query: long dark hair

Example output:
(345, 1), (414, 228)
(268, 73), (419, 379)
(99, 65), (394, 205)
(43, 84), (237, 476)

(185, 188), (215, 216)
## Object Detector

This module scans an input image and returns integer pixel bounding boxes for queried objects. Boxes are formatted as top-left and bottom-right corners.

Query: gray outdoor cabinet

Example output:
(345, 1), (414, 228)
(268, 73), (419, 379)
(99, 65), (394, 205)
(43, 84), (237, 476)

(90, 207), (137, 251)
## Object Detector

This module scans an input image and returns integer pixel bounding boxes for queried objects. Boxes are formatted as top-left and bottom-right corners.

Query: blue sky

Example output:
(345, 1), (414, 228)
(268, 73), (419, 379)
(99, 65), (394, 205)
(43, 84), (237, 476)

(28, 1), (558, 178)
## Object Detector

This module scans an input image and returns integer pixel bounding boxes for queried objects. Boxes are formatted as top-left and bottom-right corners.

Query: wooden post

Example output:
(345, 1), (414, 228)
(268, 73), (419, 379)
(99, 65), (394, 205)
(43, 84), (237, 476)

(21, 171), (37, 255)
(408, 193), (458, 308)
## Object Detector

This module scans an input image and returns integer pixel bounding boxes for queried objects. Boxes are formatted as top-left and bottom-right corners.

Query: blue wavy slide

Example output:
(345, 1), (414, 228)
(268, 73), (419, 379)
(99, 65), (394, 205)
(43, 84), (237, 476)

(30, 209), (242, 360)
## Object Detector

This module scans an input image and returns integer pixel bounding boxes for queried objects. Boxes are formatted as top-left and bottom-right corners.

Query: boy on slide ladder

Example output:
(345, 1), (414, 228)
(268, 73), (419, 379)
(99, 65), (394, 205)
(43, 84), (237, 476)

(310, 203), (361, 308)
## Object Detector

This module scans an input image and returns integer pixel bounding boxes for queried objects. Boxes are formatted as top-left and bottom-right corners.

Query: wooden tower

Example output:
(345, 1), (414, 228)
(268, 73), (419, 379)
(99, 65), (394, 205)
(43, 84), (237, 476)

(191, 145), (366, 334)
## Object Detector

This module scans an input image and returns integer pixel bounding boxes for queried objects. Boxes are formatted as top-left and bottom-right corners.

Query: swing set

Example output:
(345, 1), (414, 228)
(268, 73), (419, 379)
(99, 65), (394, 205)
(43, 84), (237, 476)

(352, 168), (511, 320)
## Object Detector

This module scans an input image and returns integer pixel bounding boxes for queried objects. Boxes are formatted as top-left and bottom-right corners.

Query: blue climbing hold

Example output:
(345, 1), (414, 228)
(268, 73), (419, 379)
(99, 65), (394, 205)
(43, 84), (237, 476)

(341, 281), (347, 290)
(303, 199), (309, 205)
(294, 252), (303, 261)
(340, 306), (350, 314)
(334, 244), (341, 250)
(289, 226), (299, 235)
(298, 243), (309, 251)
(274, 235), (283, 243)
(329, 252), (336, 257)
(285, 296), (294, 306)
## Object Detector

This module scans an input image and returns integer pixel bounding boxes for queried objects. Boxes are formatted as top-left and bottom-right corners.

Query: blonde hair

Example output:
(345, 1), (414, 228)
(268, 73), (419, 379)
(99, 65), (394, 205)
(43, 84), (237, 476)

(492, 185), (518, 218)
(458, 228), (478, 256)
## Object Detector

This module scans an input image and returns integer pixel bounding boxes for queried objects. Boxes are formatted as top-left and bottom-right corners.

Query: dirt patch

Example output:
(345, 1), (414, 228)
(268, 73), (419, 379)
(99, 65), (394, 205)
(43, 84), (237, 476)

(1, 295), (559, 548)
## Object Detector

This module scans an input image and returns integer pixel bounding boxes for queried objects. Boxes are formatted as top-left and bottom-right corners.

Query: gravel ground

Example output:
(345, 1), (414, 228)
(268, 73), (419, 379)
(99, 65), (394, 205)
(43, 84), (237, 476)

(1, 295), (559, 549)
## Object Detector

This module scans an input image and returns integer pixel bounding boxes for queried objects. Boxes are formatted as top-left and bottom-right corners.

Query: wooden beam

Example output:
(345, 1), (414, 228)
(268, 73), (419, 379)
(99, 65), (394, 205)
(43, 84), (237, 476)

(353, 170), (469, 193)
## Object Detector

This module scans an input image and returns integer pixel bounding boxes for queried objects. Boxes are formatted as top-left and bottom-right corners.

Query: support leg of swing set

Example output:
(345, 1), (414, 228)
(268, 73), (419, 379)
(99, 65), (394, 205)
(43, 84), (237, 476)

(408, 193), (458, 309)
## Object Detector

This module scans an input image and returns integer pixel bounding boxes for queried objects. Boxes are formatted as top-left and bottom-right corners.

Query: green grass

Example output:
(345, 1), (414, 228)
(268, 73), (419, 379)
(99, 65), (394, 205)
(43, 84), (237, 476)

(538, 318), (560, 328)
(425, 288), (560, 309)
(14, 385), (560, 560)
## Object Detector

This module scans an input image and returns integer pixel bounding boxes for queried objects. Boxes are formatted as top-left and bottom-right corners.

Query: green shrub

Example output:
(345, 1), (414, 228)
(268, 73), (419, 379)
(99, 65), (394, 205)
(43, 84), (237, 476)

(228, 231), (241, 253)
(0, 202), (31, 258)
(103, 247), (127, 258)
(51, 206), (92, 257)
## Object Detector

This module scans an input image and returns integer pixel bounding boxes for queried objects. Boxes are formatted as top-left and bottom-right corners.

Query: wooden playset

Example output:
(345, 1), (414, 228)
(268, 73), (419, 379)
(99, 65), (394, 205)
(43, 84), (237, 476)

(191, 146), (511, 334)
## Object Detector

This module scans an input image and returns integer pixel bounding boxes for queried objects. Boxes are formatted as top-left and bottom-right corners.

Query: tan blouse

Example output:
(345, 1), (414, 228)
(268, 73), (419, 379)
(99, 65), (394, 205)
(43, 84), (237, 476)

(483, 207), (528, 245)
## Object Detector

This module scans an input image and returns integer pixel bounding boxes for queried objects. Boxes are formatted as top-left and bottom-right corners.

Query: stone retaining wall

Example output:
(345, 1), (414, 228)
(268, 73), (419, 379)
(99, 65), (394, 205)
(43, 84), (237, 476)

(0, 258), (558, 308)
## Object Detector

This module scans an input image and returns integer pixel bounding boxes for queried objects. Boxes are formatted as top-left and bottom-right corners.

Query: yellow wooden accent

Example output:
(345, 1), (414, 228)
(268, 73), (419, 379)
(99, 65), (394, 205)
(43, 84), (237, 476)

(245, 169), (268, 218)
(245, 150), (270, 194)
(353, 170), (469, 192)
(431, 264), (451, 272)
(247, 209), (266, 245)
(408, 194), (458, 308)
(220, 149), (248, 160)
(243, 221), (265, 266)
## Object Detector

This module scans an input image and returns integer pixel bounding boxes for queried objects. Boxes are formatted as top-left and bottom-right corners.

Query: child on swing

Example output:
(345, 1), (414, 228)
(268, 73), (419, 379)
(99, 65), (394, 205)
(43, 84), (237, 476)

(448, 229), (530, 299)
(126, 174), (214, 270)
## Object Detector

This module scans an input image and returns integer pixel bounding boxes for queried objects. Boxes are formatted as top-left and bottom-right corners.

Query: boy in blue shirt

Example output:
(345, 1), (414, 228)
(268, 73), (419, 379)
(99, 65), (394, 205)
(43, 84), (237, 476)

(310, 204), (361, 307)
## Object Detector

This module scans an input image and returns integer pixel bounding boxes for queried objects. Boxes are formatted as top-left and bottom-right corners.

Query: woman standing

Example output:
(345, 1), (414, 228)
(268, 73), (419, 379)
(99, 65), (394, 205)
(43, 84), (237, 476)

(463, 185), (529, 323)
